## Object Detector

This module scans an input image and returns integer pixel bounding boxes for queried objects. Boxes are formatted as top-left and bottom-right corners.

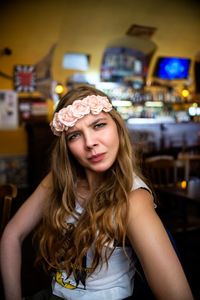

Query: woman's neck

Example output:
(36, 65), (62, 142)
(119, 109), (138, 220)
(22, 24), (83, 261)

(76, 172), (103, 206)
(85, 169), (104, 190)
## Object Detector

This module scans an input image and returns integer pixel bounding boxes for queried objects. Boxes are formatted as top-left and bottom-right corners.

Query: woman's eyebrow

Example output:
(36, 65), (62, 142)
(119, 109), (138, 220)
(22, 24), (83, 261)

(89, 117), (107, 127)
(66, 127), (79, 134)
(66, 130), (79, 136)
(66, 117), (108, 134)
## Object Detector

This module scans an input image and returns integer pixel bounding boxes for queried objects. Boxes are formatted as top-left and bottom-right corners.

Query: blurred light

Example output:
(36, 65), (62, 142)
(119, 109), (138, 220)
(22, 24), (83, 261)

(55, 83), (64, 95)
(181, 180), (187, 189)
(112, 100), (132, 107)
(188, 106), (200, 116)
(181, 88), (189, 98)
(192, 102), (198, 107)
(127, 117), (175, 124)
(145, 101), (163, 107)
(96, 82), (119, 89)
(188, 107), (195, 116)
(86, 72), (100, 84)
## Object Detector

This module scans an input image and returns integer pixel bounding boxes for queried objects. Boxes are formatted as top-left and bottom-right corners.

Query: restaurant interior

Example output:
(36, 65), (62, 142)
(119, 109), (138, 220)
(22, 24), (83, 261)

(0, 0), (200, 299)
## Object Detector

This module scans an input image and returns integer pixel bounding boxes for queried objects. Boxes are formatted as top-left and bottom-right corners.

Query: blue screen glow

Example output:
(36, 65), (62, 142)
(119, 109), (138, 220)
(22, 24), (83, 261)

(154, 57), (191, 80)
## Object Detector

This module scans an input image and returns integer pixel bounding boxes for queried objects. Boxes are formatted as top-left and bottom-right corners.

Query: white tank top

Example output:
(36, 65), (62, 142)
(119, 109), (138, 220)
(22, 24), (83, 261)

(52, 175), (151, 300)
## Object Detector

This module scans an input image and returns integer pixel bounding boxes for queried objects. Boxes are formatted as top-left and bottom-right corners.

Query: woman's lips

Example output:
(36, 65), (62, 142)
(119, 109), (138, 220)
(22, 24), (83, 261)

(89, 153), (105, 163)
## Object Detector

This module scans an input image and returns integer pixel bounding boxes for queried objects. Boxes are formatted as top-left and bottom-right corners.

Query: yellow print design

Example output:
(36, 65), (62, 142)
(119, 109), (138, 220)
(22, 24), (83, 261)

(55, 271), (77, 289)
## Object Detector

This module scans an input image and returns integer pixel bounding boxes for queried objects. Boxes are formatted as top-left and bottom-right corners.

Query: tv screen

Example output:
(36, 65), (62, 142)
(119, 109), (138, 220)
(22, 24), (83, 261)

(153, 57), (191, 80)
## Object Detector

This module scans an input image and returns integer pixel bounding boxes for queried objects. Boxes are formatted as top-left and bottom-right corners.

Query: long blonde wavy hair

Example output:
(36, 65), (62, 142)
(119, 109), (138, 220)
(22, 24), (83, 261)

(36, 85), (142, 275)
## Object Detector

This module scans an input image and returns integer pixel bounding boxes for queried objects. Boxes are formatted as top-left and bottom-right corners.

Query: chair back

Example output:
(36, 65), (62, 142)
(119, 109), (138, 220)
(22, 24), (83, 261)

(177, 152), (200, 180)
(0, 184), (17, 235)
(144, 155), (178, 188)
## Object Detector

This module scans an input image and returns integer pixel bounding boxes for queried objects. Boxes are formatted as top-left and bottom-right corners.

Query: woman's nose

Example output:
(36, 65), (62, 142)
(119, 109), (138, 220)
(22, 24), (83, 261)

(84, 132), (98, 149)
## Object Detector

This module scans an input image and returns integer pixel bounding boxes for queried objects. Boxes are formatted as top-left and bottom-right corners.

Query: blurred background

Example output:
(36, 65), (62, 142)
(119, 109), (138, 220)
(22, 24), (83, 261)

(0, 0), (200, 299)
(0, 0), (200, 188)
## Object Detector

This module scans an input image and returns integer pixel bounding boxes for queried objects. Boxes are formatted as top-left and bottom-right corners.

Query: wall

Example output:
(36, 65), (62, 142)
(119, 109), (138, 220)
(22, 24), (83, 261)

(0, 0), (200, 90)
(0, 127), (28, 186)
(0, 127), (27, 155)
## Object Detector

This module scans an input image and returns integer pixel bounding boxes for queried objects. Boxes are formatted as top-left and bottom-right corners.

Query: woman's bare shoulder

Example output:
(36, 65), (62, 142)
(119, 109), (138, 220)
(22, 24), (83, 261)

(128, 188), (155, 215)
(40, 172), (53, 189)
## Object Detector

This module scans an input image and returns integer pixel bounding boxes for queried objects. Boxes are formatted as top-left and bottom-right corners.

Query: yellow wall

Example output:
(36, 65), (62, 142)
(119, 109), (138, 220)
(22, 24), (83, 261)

(0, 127), (27, 155)
(1, 0), (200, 90)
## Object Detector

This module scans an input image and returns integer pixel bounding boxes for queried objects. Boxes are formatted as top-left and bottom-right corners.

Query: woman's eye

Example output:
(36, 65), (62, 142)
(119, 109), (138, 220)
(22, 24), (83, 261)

(94, 122), (106, 129)
(66, 132), (80, 141)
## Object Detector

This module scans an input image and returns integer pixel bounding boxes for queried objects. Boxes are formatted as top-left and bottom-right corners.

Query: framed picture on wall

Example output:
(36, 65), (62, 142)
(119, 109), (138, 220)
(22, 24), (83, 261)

(13, 65), (36, 92)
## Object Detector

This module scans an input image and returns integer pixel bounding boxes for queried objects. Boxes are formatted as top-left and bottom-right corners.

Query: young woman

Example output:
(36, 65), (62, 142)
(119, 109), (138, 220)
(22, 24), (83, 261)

(0, 86), (194, 300)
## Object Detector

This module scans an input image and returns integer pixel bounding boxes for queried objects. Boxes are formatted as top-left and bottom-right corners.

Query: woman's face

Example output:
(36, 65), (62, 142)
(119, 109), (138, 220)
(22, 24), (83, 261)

(66, 112), (119, 174)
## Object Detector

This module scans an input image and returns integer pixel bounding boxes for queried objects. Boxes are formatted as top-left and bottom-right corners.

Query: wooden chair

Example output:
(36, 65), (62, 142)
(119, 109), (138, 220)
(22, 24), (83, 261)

(144, 155), (178, 188)
(177, 152), (200, 180)
(144, 156), (183, 232)
(144, 155), (200, 233)
(0, 184), (17, 236)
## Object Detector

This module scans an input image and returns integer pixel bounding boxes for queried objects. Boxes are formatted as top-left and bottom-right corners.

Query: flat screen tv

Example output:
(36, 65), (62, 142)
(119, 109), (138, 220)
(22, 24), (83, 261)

(153, 57), (191, 80)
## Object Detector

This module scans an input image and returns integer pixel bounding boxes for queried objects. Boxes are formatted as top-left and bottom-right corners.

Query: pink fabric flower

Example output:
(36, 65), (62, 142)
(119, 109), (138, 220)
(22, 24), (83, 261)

(50, 112), (66, 136)
(50, 95), (113, 136)
(57, 106), (78, 127)
(101, 97), (113, 112)
(71, 99), (90, 118)
(86, 95), (104, 114)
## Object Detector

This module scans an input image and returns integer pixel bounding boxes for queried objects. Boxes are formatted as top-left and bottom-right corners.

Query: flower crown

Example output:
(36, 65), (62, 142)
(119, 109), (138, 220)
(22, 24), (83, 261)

(50, 95), (113, 136)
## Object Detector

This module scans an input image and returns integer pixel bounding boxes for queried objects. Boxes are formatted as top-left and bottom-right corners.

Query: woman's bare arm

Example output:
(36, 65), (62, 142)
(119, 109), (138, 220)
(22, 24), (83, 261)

(127, 188), (194, 300)
(0, 174), (52, 300)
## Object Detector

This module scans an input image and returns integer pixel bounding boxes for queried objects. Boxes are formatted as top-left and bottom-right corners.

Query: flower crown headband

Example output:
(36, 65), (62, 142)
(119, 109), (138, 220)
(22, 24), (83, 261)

(50, 95), (113, 136)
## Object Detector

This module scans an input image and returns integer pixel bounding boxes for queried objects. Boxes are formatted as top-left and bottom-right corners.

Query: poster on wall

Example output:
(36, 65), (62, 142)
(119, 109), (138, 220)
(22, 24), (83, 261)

(14, 65), (36, 92)
(0, 90), (18, 128)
